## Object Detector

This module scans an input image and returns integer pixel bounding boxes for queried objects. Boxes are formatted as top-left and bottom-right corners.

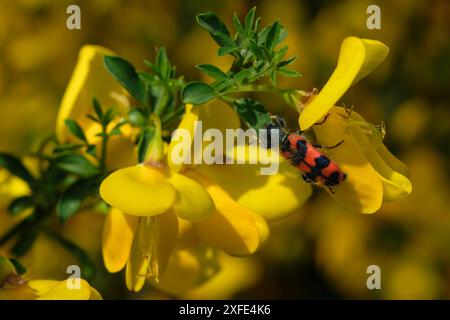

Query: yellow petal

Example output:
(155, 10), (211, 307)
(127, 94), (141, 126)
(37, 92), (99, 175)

(198, 144), (312, 221)
(167, 172), (215, 221)
(185, 253), (263, 300)
(167, 104), (198, 172)
(126, 212), (178, 292)
(99, 165), (176, 216)
(313, 107), (383, 213)
(300, 37), (389, 130)
(56, 45), (123, 142)
(0, 284), (37, 300)
(102, 208), (137, 273)
(378, 144), (411, 178)
(155, 246), (220, 296)
(347, 110), (412, 201)
(188, 170), (268, 256)
(89, 287), (103, 300)
(36, 279), (92, 300)
(27, 280), (59, 296)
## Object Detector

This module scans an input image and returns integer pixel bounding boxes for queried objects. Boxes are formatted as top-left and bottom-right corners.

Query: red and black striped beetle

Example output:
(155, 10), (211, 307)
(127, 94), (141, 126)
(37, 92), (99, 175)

(264, 116), (346, 192)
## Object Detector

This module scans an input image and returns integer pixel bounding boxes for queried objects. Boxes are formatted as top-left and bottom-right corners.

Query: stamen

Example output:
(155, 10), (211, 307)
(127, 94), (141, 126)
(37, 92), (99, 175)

(136, 216), (161, 284)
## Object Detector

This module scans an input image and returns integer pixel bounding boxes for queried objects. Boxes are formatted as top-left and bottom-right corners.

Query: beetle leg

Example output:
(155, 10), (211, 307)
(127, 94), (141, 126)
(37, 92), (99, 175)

(312, 140), (344, 150)
(313, 113), (331, 126)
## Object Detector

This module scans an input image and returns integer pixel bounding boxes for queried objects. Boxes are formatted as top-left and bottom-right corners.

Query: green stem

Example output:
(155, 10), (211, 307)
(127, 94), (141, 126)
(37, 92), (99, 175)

(100, 125), (109, 171)
(227, 84), (307, 96)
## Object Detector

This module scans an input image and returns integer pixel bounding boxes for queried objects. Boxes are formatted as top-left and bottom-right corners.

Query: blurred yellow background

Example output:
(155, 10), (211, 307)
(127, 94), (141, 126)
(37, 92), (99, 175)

(0, 0), (449, 299)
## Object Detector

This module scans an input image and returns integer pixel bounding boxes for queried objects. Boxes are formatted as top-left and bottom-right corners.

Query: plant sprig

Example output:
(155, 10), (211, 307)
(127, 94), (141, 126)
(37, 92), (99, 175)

(182, 7), (301, 109)
(179, 7), (306, 132)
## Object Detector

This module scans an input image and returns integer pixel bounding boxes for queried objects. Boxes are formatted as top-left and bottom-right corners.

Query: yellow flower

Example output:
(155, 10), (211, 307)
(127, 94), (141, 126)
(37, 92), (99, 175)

(99, 129), (214, 291)
(99, 109), (268, 291)
(297, 37), (411, 213)
(0, 255), (101, 300)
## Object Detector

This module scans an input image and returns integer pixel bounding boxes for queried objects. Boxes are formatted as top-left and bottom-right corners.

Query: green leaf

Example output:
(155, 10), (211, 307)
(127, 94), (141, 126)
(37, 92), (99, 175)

(264, 21), (280, 51)
(212, 32), (235, 48)
(109, 120), (126, 136)
(218, 45), (239, 57)
(8, 196), (33, 216)
(9, 258), (26, 275)
(273, 45), (288, 65)
(55, 154), (100, 178)
(196, 12), (231, 47)
(278, 56), (296, 67)
(64, 119), (86, 142)
(104, 56), (148, 106)
(92, 97), (103, 120)
(269, 68), (277, 85)
(155, 47), (170, 79)
(53, 144), (84, 154)
(234, 68), (253, 82)
(0, 153), (35, 185)
(277, 67), (302, 77)
(109, 127), (121, 136)
(86, 114), (101, 124)
(249, 39), (264, 60)
(57, 179), (96, 224)
(254, 17), (261, 32)
(103, 107), (116, 125)
(138, 70), (157, 84)
(232, 13), (245, 37)
(137, 126), (155, 163)
(151, 84), (170, 116)
(196, 64), (228, 81)
(181, 82), (216, 105)
(232, 98), (272, 131)
(244, 7), (256, 33)
(259, 22), (287, 49)
(11, 225), (39, 257)
(86, 144), (97, 157)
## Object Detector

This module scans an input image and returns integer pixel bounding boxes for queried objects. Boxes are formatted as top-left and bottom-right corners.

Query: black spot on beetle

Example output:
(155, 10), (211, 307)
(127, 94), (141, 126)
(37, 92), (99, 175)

(314, 155), (330, 169)
(325, 171), (341, 186)
(296, 140), (308, 158)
